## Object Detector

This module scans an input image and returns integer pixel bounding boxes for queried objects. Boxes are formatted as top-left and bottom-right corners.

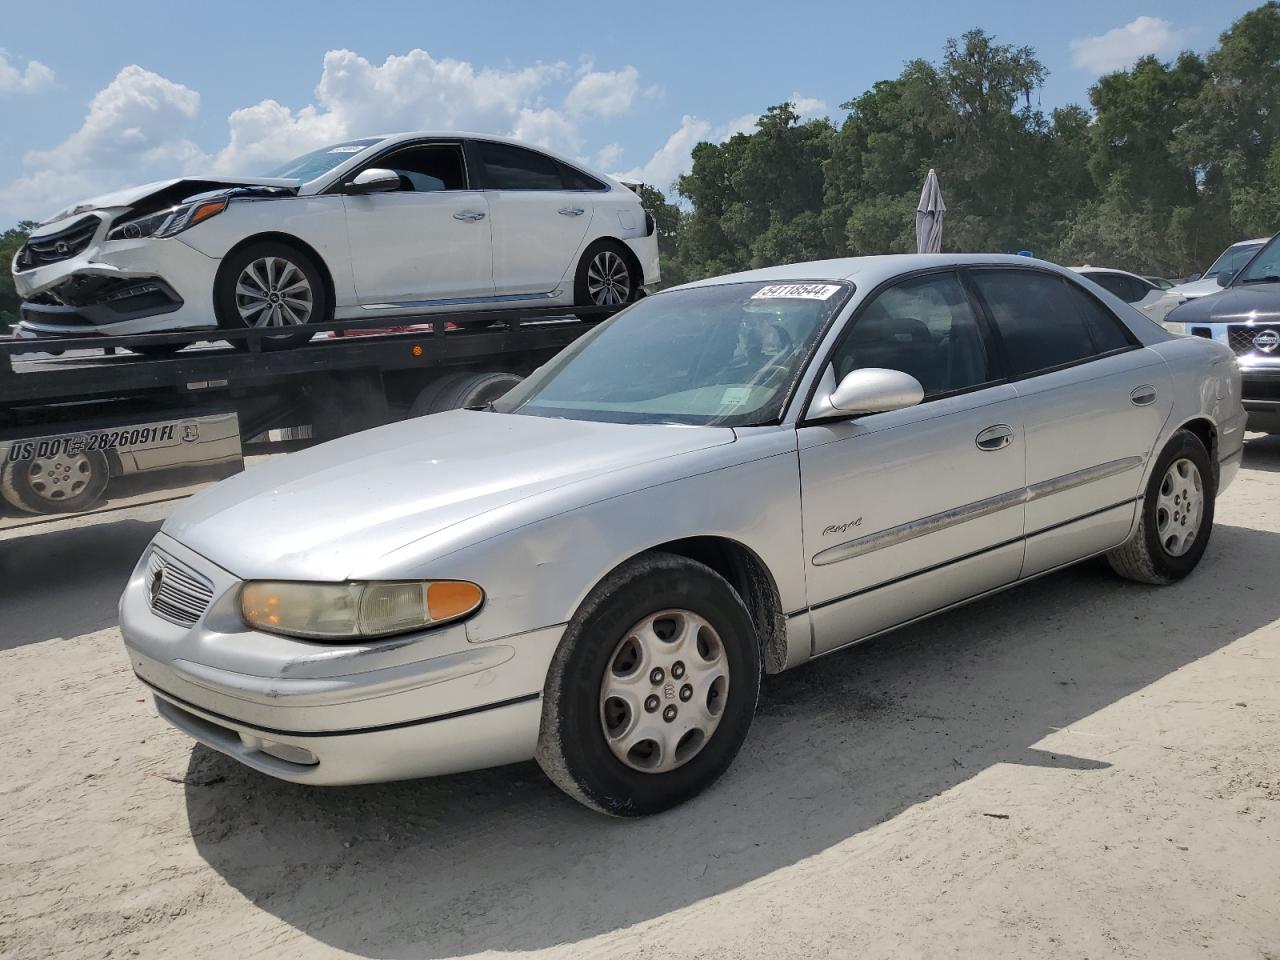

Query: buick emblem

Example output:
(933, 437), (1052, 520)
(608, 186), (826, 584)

(149, 565), (165, 603)
(1253, 329), (1280, 353)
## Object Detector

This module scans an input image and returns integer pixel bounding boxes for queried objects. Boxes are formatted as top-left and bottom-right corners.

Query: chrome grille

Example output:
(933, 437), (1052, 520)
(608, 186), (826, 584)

(15, 216), (100, 271)
(1228, 324), (1280, 358)
(147, 549), (214, 627)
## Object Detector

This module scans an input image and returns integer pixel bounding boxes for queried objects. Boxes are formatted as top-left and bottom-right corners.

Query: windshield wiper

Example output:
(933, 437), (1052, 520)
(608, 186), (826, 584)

(1239, 276), (1280, 284)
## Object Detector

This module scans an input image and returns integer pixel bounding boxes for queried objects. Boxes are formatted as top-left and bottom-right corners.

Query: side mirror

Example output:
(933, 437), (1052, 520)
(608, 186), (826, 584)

(1187, 273), (1202, 282)
(345, 168), (401, 195)
(807, 367), (925, 421)
(1216, 269), (1236, 288)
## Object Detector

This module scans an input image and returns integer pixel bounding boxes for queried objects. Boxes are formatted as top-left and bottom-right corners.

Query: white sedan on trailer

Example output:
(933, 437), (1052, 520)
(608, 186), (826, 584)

(120, 254), (1244, 815)
(12, 134), (659, 351)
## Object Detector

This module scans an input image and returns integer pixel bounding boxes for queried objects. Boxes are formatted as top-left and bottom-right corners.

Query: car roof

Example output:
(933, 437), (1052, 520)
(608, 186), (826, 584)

(1229, 238), (1270, 248)
(361, 131), (608, 176)
(1070, 266), (1138, 277)
(671, 254), (1072, 292)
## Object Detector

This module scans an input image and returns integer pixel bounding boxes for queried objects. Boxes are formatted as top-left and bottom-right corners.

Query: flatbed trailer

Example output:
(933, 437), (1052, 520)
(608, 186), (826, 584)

(0, 305), (619, 530)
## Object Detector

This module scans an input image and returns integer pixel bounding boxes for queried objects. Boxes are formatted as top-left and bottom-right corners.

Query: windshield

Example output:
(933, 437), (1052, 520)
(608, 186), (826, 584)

(493, 280), (852, 426)
(263, 138), (383, 181)
(1237, 235), (1280, 284)
(1204, 242), (1264, 278)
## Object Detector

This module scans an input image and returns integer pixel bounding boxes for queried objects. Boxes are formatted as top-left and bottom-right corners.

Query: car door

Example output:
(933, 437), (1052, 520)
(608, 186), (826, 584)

(470, 140), (595, 298)
(797, 270), (1026, 655)
(966, 268), (1173, 577)
(341, 141), (494, 306)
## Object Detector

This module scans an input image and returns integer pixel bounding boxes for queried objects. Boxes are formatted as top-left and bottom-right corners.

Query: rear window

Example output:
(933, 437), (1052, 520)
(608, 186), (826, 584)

(970, 270), (1097, 377)
(477, 141), (565, 190)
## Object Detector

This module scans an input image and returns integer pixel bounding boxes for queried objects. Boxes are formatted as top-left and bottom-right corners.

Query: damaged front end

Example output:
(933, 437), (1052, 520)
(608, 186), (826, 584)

(12, 177), (299, 335)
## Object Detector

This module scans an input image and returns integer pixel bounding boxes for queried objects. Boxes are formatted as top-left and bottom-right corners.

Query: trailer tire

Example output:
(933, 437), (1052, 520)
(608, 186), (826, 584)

(408, 371), (523, 418)
(1, 449), (110, 515)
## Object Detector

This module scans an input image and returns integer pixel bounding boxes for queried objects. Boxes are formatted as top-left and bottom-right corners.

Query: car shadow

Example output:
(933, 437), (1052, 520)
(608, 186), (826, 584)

(183, 520), (1280, 958)
(0, 517), (160, 651)
(1243, 432), (1280, 472)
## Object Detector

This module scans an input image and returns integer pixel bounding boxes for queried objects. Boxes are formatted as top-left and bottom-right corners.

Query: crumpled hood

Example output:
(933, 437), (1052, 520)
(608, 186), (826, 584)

(163, 410), (736, 581)
(1168, 284), (1280, 324)
(37, 176), (300, 230)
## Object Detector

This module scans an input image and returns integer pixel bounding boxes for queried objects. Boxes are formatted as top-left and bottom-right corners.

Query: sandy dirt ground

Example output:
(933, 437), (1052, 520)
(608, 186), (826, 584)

(1, 437), (1278, 960)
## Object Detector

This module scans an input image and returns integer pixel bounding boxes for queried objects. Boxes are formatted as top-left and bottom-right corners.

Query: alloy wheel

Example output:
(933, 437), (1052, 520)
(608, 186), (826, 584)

(599, 609), (730, 773)
(235, 256), (314, 328)
(586, 250), (631, 306)
(1155, 457), (1204, 557)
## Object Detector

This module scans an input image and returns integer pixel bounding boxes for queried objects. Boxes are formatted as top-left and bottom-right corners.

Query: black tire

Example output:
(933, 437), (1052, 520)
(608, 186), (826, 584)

(536, 552), (761, 817)
(407, 371), (523, 418)
(214, 240), (331, 352)
(0, 448), (110, 515)
(1107, 429), (1215, 584)
(573, 240), (639, 308)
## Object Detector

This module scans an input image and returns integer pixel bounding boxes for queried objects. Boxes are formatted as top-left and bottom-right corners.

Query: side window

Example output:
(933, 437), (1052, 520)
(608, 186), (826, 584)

(1123, 276), (1150, 303)
(1062, 282), (1136, 353)
(969, 270), (1098, 376)
(560, 163), (606, 191)
(476, 142), (565, 190)
(1087, 272), (1126, 299)
(830, 272), (992, 399)
(376, 145), (467, 192)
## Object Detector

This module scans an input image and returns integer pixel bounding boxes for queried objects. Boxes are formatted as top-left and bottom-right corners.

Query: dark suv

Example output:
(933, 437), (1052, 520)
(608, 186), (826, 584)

(1167, 233), (1280, 433)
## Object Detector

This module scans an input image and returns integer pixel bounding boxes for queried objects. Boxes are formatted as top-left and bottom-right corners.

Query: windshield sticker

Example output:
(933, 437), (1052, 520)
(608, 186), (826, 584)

(751, 283), (841, 301)
(720, 386), (753, 406)
(327, 145), (366, 153)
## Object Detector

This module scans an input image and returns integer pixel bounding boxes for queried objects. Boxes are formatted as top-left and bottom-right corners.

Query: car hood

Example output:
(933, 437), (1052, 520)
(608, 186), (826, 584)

(1169, 276), (1227, 299)
(1168, 284), (1280, 324)
(163, 410), (736, 581)
(37, 176), (300, 230)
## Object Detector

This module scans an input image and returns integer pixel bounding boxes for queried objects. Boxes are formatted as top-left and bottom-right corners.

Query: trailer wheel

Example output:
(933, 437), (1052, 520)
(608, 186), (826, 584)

(408, 371), (523, 418)
(1, 449), (110, 514)
(215, 241), (331, 351)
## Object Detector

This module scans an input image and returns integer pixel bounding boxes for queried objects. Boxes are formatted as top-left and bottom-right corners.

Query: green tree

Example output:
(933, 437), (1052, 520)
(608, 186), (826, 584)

(0, 222), (35, 332)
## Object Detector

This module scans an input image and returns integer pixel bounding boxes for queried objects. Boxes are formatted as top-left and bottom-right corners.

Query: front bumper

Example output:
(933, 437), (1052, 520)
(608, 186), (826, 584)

(1241, 364), (1280, 434)
(13, 233), (220, 337)
(119, 533), (562, 785)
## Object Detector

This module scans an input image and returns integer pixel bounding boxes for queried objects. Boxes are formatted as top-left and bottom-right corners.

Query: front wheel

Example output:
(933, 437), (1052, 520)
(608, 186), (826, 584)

(536, 552), (761, 816)
(1107, 429), (1215, 584)
(214, 241), (331, 351)
(574, 241), (639, 307)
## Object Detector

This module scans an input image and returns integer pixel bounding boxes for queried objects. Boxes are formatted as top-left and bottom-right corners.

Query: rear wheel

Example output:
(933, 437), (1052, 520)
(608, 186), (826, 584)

(1107, 429), (1215, 584)
(1, 448), (110, 514)
(407, 371), (523, 418)
(536, 553), (761, 816)
(574, 241), (638, 307)
(215, 241), (330, 351)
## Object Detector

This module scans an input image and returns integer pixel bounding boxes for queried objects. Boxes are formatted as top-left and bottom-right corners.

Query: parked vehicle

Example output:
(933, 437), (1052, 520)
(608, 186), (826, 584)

(120, 254), (1244, 815)
(1071, 266), (1167, 320)
(1143, 276), (1175, 290)
(11, 134), (658, 352)
(1147, 237), (1270, 323)
(1166, 232), (1280, 433)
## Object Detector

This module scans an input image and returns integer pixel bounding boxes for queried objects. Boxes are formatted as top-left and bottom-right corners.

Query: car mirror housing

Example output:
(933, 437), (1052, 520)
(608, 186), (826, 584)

(807, 366), (925, 421)
(346, 168), (401, 195)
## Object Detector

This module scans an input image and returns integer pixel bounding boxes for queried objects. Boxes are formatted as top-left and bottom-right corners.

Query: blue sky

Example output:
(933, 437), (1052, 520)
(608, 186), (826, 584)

(0, 0), (1260, 223)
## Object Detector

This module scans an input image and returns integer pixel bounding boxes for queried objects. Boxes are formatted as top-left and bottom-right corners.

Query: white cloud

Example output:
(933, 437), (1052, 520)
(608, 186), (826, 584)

(0, 66), (201, 218)
(789, 93), (828, 117)
(593, 142), (624, 169)
(1070, 16), (1191, 74)
(615, 115), (713, 190)
(564, 66), (643, 118)
(0, 50), (54, 94)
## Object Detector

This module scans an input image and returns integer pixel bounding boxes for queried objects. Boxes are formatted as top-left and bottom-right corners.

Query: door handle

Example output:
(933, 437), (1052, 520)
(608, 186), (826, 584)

(558, 207), (586, 217)
(453, 210), (486, 221)
(975, 424), (1015, 451)
(1130, 384), (1157, 406)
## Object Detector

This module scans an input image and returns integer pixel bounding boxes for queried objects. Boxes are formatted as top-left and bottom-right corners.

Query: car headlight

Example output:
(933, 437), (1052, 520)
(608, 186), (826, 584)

(240, 580), (484, 640)
(106, 198), (228, 241)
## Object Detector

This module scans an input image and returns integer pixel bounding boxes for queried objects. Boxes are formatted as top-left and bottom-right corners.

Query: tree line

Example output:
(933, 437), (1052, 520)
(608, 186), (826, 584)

(646, 2), (1280, 288)
(2, 3), (1278, 330)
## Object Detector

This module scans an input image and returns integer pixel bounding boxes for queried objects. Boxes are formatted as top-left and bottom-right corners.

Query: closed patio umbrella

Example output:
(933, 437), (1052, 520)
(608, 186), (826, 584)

(915, 168), (945, 254)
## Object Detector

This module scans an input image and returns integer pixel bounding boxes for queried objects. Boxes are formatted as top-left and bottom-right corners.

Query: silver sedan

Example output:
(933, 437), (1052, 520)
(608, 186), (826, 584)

(119, 254), (1246, 815)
